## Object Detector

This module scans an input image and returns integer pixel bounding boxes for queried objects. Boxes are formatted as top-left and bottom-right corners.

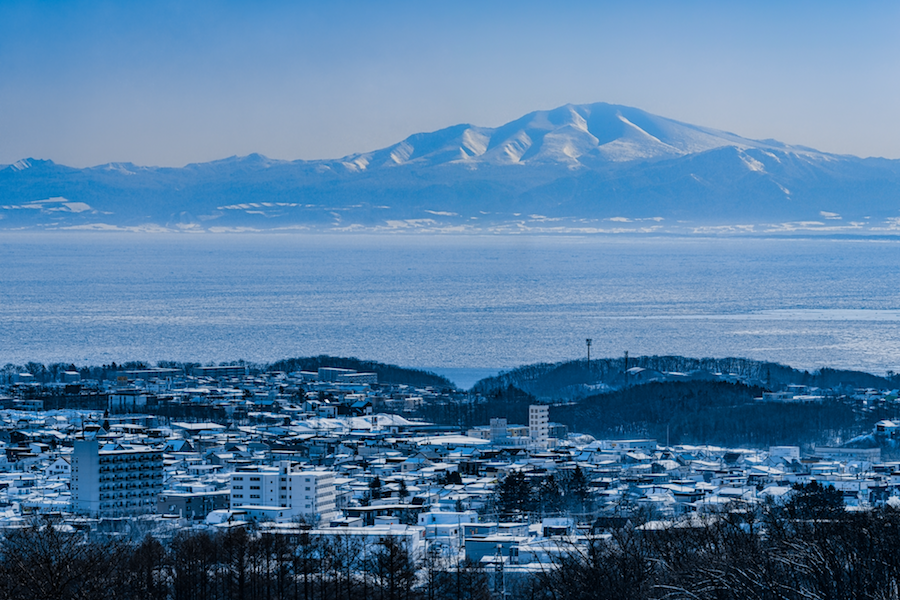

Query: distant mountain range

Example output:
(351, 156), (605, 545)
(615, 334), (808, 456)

(3, 102), (900, 234)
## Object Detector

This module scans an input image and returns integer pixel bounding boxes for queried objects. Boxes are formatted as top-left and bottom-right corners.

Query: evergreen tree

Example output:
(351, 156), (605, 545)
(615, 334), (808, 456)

(496, 471), (531, 517)
(370, 475), (384, 500)
(564, 466), (590, 514)
(537, 474), (563, 516)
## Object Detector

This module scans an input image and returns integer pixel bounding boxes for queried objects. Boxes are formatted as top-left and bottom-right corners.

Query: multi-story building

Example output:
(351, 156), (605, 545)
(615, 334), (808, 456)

(71, 439), (164, 516)
(192, 365), (249, 379)
(529, 404), (549, 445)
(157, 490), (231, 520)
(317, 367), (378, 384)
(490, 418), (508, 444)
(108, 388), (149, 412)
(230, 461), (338, 524)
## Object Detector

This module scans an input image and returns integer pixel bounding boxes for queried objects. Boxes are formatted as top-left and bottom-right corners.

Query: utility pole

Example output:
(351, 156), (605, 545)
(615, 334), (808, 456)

(586, 339), (592, 362)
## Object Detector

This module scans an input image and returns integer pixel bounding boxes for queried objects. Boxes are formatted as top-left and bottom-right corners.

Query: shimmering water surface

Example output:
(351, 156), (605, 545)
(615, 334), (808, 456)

(2, 233), (900, 385)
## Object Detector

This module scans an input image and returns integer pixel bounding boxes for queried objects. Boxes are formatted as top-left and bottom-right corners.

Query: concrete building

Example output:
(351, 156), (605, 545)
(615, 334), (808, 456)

(338, 372), (378, 384)
(317, 367), (357, 382)
(317, 367), (378, 384)
(157, 490), (231, 520)
(192, 365), (249, 379)
(62, 371), (81, 383)
(529, 405), (549, 445)
(109, 389), (149, 412)
(490, 418), (508, 444)
(71, 439), (164, 516)
(230, 461), (338, 524)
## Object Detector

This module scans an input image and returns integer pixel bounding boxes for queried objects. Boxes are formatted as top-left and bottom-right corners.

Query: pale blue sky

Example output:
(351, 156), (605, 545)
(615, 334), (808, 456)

(1, 1), (898, 167)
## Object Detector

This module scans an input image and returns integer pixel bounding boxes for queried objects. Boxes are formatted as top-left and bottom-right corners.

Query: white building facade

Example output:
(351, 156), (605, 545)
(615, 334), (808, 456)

(71, 439), (164, 516)
(230, 461), (338, 524)
(529, 404), (549, 445)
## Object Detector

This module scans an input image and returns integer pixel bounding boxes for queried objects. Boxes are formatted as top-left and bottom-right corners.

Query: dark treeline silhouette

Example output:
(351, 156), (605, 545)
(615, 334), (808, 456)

(2, 356), (452, 389)
(6, 355), (896, 397)
(530, 483), (900, 600)
(8, 485), (900, 600)
(267, 356), (453, 389)
(552, 380), (861, 447)
(410, 385), (534, 429)
(487, 467), (592, 520)
(0, 518), (491, 600)
(410, 380), (864, 448)
(473, 355), (897, 399)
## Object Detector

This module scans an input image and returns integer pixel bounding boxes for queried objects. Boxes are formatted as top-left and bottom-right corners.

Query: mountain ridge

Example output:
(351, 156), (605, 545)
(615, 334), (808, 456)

(2, 102), (899, 234)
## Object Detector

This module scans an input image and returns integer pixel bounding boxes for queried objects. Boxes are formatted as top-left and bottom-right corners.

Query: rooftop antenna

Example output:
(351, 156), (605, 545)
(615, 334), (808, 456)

(586, 339), (592, 362)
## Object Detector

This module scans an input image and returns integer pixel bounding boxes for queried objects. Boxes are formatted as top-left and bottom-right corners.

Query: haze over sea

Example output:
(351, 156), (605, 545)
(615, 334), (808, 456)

(2, 233), (900, 388)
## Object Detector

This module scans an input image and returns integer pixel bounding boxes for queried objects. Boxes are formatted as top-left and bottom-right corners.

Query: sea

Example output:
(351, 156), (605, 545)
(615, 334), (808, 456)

(2, 233), (900, 389)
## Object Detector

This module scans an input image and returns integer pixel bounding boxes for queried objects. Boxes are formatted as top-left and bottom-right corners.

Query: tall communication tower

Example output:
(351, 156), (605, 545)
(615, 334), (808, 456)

(586, 338), (592, 362)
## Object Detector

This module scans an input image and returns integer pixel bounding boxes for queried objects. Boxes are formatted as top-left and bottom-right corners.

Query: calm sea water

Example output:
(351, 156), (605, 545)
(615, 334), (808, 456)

(2, 233), (900, 387)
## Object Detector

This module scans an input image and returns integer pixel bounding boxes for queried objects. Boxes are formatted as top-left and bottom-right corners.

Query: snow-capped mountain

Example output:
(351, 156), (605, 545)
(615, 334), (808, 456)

(2, 102), (899, 234)
(339, 103), (809, 170)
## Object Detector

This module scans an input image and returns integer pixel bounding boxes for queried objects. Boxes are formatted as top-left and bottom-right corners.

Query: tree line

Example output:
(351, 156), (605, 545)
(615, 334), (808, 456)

(531, 482), (900, 600)
(267, 356), (453, 389)
(2, 356), (454, 389)
(4, 483), (900, 600)
(551, 380), (863, 447)
(487, 467), (592, 520)
(0, 518), (491, 600)
(409, 379), (867, 447)
(5, 484), (900, 600)
(407, 384), (534, 429)
(472, 355), (898, 400)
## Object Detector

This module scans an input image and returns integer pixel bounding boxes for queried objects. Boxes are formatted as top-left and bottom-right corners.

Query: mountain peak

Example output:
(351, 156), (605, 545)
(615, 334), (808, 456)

(7, 158), (56, 172)
(337, 102), (827, 172)
(1, 102), (894, 235)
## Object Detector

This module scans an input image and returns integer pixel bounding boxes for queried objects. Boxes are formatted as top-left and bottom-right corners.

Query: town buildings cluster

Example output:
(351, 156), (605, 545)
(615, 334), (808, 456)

(0, 364), (899, 574)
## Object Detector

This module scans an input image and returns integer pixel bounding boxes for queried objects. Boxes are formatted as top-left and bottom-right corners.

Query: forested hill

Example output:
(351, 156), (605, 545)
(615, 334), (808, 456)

(552, 380), (861, 447)
(408, 378), (867, 447)
(472, 356), (894, 399)
(266, 356), (453, 388)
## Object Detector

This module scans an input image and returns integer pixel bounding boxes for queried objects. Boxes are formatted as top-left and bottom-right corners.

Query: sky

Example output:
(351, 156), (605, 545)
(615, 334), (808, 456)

(1, 1), (899, 168)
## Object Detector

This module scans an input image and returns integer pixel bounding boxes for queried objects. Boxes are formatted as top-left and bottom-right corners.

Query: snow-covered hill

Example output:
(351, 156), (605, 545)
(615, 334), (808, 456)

(2, 102), (899, 234)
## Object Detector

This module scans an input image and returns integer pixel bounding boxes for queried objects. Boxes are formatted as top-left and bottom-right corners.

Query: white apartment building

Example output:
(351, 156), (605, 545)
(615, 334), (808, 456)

(230, 461), (338, 524)
(490, 418), (508, 444)
(71, 439), (164, 516)
(529, 404), (549, 445)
